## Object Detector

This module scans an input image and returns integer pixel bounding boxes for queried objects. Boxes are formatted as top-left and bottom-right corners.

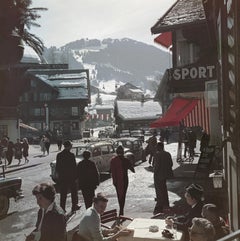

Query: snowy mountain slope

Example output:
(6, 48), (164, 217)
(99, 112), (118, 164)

(43, 38), (171, 93)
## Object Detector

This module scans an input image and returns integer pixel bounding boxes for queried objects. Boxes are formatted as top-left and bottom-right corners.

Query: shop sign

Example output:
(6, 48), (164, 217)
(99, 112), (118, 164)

(169, 65), (216, 81)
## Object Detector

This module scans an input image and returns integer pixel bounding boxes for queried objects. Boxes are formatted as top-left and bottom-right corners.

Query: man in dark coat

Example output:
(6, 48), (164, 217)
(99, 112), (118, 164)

(110, 145), (135, 215)
(56, 140), (80, 213)
(165, 183), (204, 239)
(25, 183), (67, 241)
(153, 142), (173, 215)
(146, 133), (157, 165)
(77, 150), (100, 209)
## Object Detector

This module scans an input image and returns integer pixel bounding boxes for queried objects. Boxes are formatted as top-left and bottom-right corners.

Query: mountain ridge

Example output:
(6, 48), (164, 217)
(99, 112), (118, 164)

(43, 38), (171, 92)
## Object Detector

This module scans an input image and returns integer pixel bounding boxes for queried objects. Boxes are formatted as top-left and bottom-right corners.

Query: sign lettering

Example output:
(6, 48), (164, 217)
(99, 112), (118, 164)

(170, 65), (216, 81)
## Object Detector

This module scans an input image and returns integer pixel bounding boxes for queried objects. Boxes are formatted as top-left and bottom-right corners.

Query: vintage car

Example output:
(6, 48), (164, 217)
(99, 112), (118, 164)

(0, 165), (24, 218)
(130, 130), (145, 142)
(50, 141), (116, 183)
(119, 130), (131, 137)
(113, 137), (146, 164)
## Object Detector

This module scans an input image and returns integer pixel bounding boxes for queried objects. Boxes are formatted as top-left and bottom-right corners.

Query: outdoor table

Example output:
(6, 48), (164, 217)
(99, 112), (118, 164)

(118, 218), (183, 241)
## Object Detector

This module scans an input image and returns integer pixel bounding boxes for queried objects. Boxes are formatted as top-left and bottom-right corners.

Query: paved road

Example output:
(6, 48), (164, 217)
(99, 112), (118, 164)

(0, 142), (193, 241)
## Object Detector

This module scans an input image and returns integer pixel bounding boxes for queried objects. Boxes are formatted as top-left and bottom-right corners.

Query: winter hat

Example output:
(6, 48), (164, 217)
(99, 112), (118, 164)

(185, 183), (204, 201)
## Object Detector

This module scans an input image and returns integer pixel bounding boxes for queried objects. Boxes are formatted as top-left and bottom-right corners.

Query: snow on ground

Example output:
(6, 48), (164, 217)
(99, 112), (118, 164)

(91, 93), (116, 105)
(98, 79), (124, 93)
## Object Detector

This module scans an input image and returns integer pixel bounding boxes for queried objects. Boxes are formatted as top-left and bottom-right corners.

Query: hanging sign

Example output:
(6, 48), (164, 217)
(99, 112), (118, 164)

(169, 65), (216, 81)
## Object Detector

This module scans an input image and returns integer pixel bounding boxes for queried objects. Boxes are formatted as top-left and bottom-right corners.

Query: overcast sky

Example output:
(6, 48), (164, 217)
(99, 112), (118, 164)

(32, 0), (175, 48)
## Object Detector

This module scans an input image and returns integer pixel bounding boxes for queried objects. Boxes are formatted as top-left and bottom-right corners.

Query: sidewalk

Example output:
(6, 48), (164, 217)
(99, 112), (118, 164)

(1, 144), (59, 175)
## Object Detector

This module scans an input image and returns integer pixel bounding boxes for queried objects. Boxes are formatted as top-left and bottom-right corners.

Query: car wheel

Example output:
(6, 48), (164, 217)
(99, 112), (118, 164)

(0, 195), (9, 218)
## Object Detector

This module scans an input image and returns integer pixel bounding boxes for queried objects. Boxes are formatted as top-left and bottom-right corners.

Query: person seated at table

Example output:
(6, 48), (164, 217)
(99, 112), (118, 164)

(77, 192), (132, 241)
(189, 217), (215, 241)
(201, 203), (229, 239)
(165, 183), (204, 233)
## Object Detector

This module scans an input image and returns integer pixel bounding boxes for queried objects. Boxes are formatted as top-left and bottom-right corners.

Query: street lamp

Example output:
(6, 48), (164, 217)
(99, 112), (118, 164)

(209, 170), (224, 188)
(44, 103), (49, 130)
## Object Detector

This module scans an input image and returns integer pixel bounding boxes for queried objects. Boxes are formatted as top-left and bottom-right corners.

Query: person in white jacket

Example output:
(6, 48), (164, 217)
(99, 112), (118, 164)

(78, 193), (131, 241)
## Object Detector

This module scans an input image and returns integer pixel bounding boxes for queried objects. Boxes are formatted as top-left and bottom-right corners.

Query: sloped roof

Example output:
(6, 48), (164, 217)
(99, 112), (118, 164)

(28, 69), (89, 100)
(116, 100), (162, 121)
(151, 0), (206, 34)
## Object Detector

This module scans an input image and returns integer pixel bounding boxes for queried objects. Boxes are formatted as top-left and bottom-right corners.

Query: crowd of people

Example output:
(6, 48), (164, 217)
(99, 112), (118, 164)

(0, 136), (29, 165)
(26, 140), (135, 241)
(1, 129), (227, 241)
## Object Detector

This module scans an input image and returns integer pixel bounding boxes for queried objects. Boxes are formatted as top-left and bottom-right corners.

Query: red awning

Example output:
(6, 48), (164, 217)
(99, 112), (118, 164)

(154, 32), (172, 48)
(150, 97), (210, 133)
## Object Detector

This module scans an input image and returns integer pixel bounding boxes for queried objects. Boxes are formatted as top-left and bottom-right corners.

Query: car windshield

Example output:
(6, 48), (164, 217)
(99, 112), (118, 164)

(115, 140), (133, 149)
(71, 146), (88, 156)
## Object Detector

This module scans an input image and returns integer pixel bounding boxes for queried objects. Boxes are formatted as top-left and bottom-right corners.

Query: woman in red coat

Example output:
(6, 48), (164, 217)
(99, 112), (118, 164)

(110, 145), (135, 215)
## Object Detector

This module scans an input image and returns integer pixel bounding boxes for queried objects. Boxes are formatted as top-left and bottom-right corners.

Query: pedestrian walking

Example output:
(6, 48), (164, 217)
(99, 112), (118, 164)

(145, 133), (157, 166)
(200, 131), (210, 153)
(56, 129), (63, 151)
(6, 141), (14, 165)
(77, 150), (100, 209)
(14, 138), (23, 165)
(110, 145), (135, 215)
(22, 138), (29, 163)
(44, 135), (50, 155)
(25, 183), (67, 241)
(188, 130), (197, 157)
(153, 142), (173, 215)
(56, 140), (80, 213)
(40, 135), (46, 156)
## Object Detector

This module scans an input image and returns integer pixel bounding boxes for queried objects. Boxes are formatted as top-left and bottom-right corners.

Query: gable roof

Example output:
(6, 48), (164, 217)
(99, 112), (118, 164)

(28, 69), (89, 100)
(151, 0), (206, 34)
(116, 100), (162, 121)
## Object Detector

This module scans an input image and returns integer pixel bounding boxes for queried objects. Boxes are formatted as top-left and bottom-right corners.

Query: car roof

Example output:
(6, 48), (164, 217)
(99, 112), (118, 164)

(114, 137), (139, 142)
(72, 141), (113, 148)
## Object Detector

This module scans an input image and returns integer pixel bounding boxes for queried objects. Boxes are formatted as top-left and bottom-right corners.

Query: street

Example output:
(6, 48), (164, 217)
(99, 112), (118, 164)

(0, 141), (190, 241)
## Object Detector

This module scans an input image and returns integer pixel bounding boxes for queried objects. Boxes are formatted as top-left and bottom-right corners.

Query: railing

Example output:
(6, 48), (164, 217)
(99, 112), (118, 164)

(218, 230), (240, 241)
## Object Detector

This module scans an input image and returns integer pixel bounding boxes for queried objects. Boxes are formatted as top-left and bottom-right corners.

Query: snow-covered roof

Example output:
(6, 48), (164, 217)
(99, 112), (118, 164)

(116, 100), (162, 120)
(129, 88), (143, 93)
(34, 71), (89, 100)
(95, 104), (114, 110)
(151, 0), (206, 34)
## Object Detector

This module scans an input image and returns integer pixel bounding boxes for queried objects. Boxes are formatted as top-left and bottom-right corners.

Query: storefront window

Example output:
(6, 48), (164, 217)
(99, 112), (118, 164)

(176, 30), (200, 67)
(72, 122), (79, 130)
(205, 80), (218, 107)
(72, 107), (78, 116)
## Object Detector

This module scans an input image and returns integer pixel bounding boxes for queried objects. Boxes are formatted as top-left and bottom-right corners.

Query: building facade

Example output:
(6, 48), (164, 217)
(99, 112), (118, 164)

(152, 0), (221, 145)
(114, 100), (162, 132)
(19, 69), (90, 140)
(203, 0), (240, 232)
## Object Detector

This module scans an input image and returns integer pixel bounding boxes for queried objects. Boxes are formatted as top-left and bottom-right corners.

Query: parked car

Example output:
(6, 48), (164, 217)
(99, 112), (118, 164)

(119, 130), (131, 137)
(0, 166), (24, 218)
(113, 137), (146, 165)
(50, 141), (116, 183)
(130, 130), (145, 142)
(82, 130), (91, 138)
(98, 130), (108, 138)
